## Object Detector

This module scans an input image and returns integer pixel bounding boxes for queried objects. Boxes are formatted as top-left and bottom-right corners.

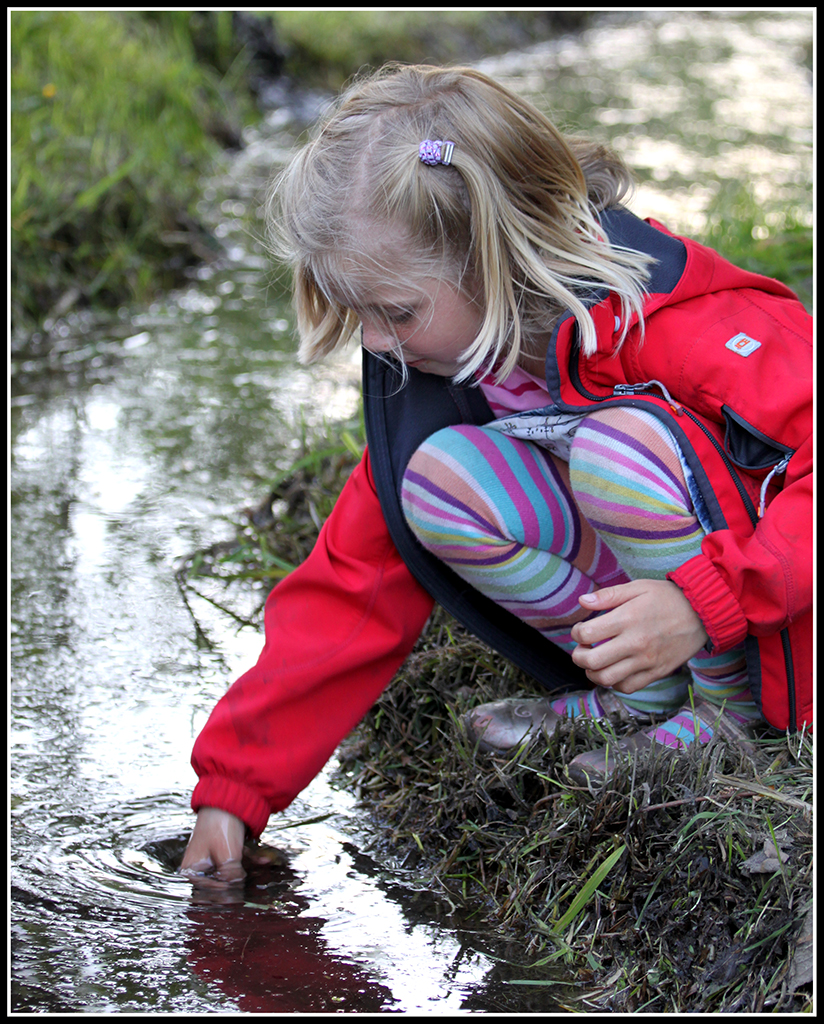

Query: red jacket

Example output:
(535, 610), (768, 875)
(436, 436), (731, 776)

(545, 213), (812, 734)
(191, 214), (812, 837)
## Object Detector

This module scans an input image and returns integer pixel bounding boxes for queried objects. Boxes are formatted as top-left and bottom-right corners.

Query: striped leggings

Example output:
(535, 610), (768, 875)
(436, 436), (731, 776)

(400, 406), (758, 720)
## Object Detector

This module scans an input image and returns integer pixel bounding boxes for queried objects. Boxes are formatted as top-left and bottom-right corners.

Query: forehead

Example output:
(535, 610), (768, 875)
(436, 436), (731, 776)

(331, 219), (475, 315)
(316, 220), (431, 308)
(324, 269), (436, 317)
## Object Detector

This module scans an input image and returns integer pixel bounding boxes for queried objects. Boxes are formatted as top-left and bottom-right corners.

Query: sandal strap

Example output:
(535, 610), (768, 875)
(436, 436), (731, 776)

(596, 688), (649, 722)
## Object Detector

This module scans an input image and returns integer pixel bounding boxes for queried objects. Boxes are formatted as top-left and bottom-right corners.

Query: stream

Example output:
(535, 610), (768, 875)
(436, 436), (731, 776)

(11, 10), (811, 1014)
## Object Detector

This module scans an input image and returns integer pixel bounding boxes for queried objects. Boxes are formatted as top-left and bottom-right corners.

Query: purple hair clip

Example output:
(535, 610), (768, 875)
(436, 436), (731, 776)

(419, 139), (455, 166)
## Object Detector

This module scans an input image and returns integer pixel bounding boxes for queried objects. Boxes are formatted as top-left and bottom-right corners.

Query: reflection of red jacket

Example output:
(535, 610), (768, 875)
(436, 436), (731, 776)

(186, 872), (395, 1012)
(191, 213), (812, 838)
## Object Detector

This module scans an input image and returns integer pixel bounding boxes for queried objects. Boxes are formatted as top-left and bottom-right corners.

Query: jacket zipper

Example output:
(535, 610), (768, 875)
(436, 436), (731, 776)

(672, 406), (759, 526)
(613, 381), (793, 524)
(577, 372), (763, 526)
(612, 379), (684, 415)
(757, 454), (792, 518)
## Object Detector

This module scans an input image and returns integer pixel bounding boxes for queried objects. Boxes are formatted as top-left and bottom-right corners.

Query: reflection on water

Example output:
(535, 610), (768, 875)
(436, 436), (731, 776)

(479, 9), (811, 234)
(11, 9), (811, 1014)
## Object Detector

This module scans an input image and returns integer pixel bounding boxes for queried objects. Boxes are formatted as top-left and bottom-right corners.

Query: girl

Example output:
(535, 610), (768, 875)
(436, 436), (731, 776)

(181, 64), (811, 884)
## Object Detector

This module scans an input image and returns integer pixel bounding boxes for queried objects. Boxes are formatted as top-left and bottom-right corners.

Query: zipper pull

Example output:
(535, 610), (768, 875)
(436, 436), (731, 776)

(613, 380), (684, 415)
(758, 453), (792, 518)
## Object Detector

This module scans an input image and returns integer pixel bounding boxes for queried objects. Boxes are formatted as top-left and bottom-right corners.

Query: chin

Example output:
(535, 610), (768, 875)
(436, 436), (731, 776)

(408, 361), (457, 376)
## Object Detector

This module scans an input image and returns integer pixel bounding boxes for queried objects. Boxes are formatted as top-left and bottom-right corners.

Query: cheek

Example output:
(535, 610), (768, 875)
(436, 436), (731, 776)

(455, 306), (483, 346)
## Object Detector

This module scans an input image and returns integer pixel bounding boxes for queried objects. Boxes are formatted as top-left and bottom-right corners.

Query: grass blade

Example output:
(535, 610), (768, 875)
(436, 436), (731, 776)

(552, 843), (626, 935)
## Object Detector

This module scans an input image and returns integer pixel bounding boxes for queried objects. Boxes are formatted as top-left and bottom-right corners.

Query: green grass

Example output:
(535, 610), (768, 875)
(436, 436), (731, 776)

(10, 11), (239, 336)
(271, 11), (590, 89)
(10, 10), (590, 340)
(698, 184), (812, 311)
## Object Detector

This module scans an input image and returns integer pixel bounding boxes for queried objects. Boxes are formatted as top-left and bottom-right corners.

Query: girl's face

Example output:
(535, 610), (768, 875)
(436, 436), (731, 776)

(356, 277), (483, 377)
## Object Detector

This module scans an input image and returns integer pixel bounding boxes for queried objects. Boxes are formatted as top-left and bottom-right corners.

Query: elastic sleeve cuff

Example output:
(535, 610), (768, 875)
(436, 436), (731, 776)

(191, 776), (271, 839)
(667, 554), (749, 652)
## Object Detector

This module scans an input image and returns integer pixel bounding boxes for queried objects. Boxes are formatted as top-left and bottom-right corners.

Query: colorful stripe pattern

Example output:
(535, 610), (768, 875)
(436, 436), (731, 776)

(686, 648), (757, 723)
(401, 424), (628, 650)
(568, 407), (701, 581)
(649, 708), (714, 749)
(400, 402), (759, 728)
(400, 422), (689, 714)
(549, 688), (610, 719)
(567, 406), (758, 727)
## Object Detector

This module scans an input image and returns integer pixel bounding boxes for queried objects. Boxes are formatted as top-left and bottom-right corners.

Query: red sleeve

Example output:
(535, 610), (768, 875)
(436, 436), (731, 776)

(668, 435), (812, 651)
(190, 447), (435, 837)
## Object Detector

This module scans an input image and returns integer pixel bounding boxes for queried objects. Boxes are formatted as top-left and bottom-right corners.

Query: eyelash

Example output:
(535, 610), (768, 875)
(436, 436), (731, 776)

(385, 309), (415, 326)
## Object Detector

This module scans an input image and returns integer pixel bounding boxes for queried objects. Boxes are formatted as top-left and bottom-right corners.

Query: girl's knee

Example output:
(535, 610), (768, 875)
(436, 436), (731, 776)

(568, 405), (695, 541)
(404, 425), (469, 478)
(401, 423), (567, 552)
(402, 425), (480, 508)
(569, 408), (625, 500)
(569, 406), (682, 493)
(401, 425), (488, 544)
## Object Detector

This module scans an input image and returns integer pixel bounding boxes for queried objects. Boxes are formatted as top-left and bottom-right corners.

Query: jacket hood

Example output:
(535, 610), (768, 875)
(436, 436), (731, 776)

(553, 206), (802, 361)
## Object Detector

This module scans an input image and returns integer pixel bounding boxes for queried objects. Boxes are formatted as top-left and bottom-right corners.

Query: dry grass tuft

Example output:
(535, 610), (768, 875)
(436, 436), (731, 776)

(333, 609), (812, 1013)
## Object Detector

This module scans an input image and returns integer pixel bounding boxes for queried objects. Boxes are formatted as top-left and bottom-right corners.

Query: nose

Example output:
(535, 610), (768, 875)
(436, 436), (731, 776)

(361, 323), (397, 355)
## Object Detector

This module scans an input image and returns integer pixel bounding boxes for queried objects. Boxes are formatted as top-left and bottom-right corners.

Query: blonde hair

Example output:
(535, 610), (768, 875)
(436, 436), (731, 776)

(268, 63), (653, 383)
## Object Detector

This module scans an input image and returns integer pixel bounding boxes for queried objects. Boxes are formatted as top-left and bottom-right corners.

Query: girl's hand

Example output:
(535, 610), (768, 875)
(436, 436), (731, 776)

(179, 807), (248, 887)
(569, 580), (708, 693)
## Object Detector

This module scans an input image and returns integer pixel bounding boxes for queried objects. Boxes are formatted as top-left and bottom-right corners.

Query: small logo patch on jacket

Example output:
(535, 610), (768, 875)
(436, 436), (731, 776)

(726, 332), (762, 356)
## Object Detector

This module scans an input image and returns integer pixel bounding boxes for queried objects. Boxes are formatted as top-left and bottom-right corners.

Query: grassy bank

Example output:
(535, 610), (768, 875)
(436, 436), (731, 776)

(10, 11), (246, 341)
(335, 620), (812, 1013)
(272, 11), (590, 89)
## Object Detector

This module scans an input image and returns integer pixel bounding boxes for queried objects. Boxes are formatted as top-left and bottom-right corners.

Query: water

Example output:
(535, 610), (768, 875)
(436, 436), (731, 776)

(10, 10), (811, 1014)
(478, 9), (812, 235)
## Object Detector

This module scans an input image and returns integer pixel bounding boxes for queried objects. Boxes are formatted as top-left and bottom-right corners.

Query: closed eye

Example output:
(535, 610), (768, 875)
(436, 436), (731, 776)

(383, 308), (415, 326)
